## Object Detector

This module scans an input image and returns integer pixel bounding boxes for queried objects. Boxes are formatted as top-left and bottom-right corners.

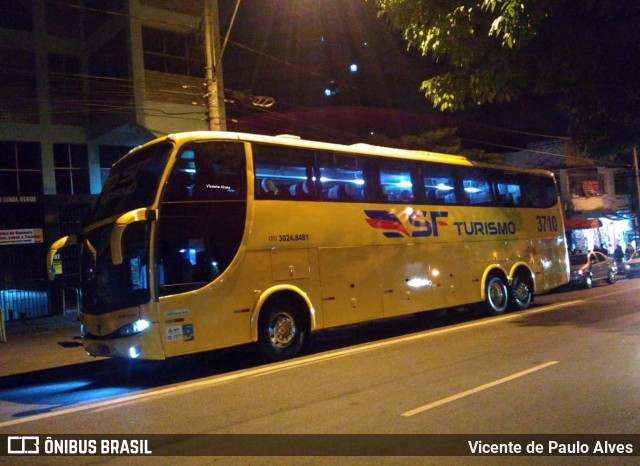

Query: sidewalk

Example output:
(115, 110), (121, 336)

(0, 315), (91, 378)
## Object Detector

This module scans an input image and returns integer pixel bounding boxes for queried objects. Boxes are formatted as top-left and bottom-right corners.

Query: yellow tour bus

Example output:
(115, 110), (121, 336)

(47, 131), (570, 361)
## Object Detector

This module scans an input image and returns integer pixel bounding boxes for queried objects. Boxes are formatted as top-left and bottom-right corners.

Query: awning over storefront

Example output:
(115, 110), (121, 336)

(564, 218), (602, 230)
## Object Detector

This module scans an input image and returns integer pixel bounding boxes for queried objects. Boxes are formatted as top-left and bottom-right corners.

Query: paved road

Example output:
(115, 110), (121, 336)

(0, 279), (639, 465)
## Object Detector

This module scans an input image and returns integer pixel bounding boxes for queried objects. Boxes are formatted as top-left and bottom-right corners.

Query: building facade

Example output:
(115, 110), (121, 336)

(505, 141), (637, 256)
(0, 0), (215, 320)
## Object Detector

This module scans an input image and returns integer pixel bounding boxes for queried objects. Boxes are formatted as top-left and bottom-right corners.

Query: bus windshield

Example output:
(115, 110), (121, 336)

(81, 139), (248, 315)
(91, 142), (173, 223)
(80, 142), (171, 315)
(81, 221), (150, 315)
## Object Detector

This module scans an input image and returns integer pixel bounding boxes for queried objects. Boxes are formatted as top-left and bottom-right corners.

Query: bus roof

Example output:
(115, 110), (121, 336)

(129, 130), (554, 178)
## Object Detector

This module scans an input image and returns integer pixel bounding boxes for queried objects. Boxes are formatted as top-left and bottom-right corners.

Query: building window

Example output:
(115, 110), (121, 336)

(99, 145), (132, 188)
(570, 175), (605, 198)
(87, 31), (133, 124)
(0, 1), (33, 32)
(49, 54), (85, 126)
(45, 0), (82, 39)
(142, 27), (204, 77)
(0, 47), (38, 124)
(54, 143), (90, 194)
(0, 141), (42, 195)
(614, 172), (632, 196)
(83, 1), (126, 37)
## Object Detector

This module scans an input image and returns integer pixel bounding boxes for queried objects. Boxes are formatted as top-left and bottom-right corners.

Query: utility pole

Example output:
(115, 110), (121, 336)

(633, 146), (640, 244)
(204, 0), (226, 130)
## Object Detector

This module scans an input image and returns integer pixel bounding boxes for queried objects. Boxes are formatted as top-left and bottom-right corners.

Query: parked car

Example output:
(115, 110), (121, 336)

(623, 250), (640, 278)
(568, 251), (616, 288)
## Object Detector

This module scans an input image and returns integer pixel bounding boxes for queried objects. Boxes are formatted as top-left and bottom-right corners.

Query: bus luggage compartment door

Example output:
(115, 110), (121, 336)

(270, 249), (312, 281)
(318, 246), (383, 327)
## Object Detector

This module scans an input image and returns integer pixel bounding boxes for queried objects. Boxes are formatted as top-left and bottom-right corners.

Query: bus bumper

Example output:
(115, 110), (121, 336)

(82, 323), (165, 360)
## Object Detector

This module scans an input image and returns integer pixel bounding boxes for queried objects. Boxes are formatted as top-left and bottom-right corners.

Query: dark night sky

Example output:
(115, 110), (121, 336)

(218, 0), (566, 150)
(219, 0), (437, 112)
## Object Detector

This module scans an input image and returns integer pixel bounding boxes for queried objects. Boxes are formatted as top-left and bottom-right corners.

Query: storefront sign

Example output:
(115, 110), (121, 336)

(0, 228), (44, 245)
(0, 196), (38, 203)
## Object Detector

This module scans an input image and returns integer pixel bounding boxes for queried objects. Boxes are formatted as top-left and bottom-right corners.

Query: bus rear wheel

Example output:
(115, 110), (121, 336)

(258, 300), (307, 361)
(509, 275), (532, 311)
(483, 274), (509, 316)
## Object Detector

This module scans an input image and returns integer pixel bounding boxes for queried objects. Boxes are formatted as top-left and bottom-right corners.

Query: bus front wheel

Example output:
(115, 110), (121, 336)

(483, 275), (509, 316)
(258, 300), (307, 361)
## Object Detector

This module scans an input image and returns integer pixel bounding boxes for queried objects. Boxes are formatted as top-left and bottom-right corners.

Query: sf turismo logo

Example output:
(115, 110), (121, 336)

(364, 210), (449, 238)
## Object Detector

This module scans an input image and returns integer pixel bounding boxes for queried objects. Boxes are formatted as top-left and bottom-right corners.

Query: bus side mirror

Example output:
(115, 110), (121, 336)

(47, 235), (78, 281)
(110, 208), (157, 265)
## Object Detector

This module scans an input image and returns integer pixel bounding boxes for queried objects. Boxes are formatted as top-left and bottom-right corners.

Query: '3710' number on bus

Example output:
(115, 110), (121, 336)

(536, 215), (558, 232)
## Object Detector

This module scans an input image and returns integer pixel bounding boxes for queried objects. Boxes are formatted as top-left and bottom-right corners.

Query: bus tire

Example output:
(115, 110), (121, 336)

(509, 275), (532, 311)
(258, 299), (307, 361)
(483, 274), (509, 316)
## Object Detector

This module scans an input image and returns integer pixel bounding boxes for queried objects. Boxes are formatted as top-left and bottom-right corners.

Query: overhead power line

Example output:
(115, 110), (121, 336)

(27, 0), (575, 151)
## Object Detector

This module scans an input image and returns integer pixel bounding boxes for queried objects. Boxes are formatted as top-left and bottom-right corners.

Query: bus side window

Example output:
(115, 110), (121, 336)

(189, 142), (247, 200)
(522, 174), (557, 208)
(495, 176), (523, 207)
(542, 176), (559, 207)
(378, 159), (417, 204)
(318, 153), (368, 202)
(423, 163), (458, 205)
(326, 183), (357, 200)
(461, 169), (494, 205)
(258, 178), (277, 197)
(253, 144), (317, 201)
(288, 179), (316, 198)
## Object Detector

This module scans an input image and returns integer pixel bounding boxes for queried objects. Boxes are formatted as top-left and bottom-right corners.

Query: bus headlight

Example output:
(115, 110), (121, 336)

(117, 319), (151, 337)
(129, 345), (142, 358)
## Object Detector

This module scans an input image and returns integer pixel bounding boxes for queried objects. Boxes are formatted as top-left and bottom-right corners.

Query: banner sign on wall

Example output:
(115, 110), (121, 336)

(0, 228), (44, 245)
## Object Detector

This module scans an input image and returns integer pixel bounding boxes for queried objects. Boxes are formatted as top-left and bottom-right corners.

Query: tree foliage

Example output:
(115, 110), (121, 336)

(374, 0), (640, 152)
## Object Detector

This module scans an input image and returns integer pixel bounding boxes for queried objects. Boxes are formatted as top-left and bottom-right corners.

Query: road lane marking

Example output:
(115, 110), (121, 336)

(401, 360), (559, 417)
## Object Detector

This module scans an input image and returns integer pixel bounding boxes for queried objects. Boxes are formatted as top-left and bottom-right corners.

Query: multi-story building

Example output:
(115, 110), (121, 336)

(0, 0), (217, 320)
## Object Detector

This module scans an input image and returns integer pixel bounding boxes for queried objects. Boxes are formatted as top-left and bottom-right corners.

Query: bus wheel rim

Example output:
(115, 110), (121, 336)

(489, 279), (507, 309)
(514, 280), (530, 305)
(269, 312), (296, 348)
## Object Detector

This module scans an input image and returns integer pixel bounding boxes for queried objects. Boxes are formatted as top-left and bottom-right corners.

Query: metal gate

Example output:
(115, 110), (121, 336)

(0, 281), (50, 321)
(0, 241), (51, 321)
